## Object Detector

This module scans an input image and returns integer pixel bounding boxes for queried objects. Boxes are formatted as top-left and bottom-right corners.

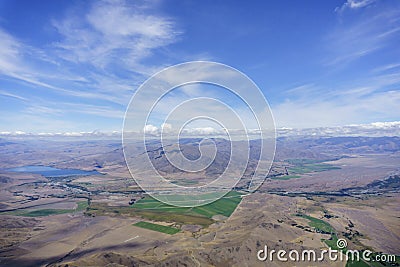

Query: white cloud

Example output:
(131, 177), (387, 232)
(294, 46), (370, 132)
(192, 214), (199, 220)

(143, 124), (159, 135)
(277, 121), (400, 137)
(143, 124), (222, 137)
(53, 0), (180, 70)
(0, 90), (28, 101)
(370, 121), (400, 128)
(2, 121), (399, 138)
(0, 0), (184, 133)
(0, 27), (130, 104)
(274, 86), (400, 128)
(335, 0), (377, 13)
(372, 63), (400, 73)
(0, 30), (21, 73)
(327, 6), (400, 66)
(277, 68), (400, 129)
(182, 127), (218, 136)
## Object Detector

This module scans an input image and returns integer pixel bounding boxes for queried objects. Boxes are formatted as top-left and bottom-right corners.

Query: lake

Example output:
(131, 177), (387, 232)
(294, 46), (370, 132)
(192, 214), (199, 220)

(6, 165), (99, 177)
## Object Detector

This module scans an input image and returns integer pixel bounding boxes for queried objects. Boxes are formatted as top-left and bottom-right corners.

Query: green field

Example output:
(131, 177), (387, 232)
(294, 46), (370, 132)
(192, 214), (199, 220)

(289, 163), (340, 174)
(271, 175), (301, 180)
(296, 214), (335, 233)
(285, 158), (340, 175)
(132, 191), (242, 218)
(76, 200), (89, 211)
(12, 209), (73, 217)
(3, 200), (88, 217)
(133, 221), (180, 234)
(85, 191), (243, 226)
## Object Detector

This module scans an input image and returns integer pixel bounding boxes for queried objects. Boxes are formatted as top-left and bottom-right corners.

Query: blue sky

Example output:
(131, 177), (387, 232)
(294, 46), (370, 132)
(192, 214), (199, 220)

(0, 0), (399, 133)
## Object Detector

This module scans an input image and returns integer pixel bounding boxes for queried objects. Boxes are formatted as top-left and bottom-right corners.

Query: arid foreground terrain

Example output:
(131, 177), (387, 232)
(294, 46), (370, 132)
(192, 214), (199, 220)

(0, 136), (399, 266)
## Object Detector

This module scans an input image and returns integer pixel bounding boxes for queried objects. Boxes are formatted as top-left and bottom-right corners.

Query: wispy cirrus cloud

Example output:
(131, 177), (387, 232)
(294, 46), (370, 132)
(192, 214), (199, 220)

(0, 0), (183, 132)
(326, 2), (400, 66)
(0, 27), (126, 104)
(275, 70), (400, 128)
(0, 30), (22, 73)
(335, 0), (377, 13)
(0, 89), (28, 102)
(4, 0), (180, 100)
(274, 90), (400, 128)
(372, 63), (400, 74)
(52, 0), (180, 73)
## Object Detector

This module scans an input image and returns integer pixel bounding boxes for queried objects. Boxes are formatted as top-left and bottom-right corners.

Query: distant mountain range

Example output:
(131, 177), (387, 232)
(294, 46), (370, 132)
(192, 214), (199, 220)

(1, 121), (399, 138)
(277, 121), (400, 137)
